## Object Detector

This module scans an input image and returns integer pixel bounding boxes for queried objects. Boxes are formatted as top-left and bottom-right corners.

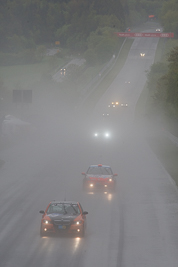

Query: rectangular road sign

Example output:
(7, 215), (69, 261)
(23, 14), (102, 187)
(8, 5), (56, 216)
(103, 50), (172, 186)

(115, 32), (174, 38)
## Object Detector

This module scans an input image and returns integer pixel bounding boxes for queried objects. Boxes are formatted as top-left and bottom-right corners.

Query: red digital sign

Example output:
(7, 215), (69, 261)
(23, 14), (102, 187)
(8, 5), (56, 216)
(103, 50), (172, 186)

(115, 32), (174, 38)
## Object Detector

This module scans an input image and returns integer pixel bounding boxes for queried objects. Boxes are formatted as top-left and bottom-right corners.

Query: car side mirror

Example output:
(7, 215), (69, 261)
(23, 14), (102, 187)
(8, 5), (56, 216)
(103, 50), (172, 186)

(39, 210), (45, 214)
(83, 211), (88, 215)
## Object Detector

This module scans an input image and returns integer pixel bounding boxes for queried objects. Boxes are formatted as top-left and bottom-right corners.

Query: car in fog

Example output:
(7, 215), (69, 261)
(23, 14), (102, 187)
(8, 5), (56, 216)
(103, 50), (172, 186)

(102, 112), (109, 117)
(93, 128), (111, 139)
(60, 68), (66, 75)
(156, 28), (161, 32)
(39, 201), (88, 237)
(82, 164), (117, 192)
(108, 101), (119, 108)
(140, 53), (145, 57)
(120, 103), (128, 107)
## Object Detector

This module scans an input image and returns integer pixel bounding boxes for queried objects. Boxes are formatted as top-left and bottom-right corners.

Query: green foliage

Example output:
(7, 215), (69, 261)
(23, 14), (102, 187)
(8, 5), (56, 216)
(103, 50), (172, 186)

(147, 62), (168, 98)
(147, 43), (178, 115)
(0, 0), (126, 55)
(84, 26), (118, 65)
(160, 0), (178, 38)
(166, 47), (178, 106)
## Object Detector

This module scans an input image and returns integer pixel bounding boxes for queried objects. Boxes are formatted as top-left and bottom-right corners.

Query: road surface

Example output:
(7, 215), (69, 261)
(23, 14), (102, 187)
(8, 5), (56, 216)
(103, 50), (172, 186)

(0, 27), (178, 267)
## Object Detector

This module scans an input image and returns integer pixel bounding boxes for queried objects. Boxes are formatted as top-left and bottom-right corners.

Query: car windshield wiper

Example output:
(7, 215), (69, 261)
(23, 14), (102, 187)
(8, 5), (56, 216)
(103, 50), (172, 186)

(63, 205), (67, 214)
(70, 204), (78, 214)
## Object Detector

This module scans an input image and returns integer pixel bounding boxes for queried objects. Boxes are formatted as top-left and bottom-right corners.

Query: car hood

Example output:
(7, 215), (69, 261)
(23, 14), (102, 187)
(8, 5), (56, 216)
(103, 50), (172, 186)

(47, 213), (78, 220)
(86, 174), (112, 181)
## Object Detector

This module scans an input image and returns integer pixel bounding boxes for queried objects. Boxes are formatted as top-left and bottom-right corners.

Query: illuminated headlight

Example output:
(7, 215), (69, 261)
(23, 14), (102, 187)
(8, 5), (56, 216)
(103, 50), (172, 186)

(94, 133), (98, 137)
(43, 220), (52, 224)
(104, 132), (110, 138)
(104, 185), (108, 187)
(90, 184), (94, 187)
(75, 221), (82, 225)
(109, 178), (113, 182)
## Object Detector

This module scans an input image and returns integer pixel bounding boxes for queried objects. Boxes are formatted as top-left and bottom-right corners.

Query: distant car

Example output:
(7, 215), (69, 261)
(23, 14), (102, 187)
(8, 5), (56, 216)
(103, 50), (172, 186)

(156, 28), (161, 32)
(120, 103), (128, 107)
(93, 129), (112, 139)
(102, 113), (110, 119)
(82, 164), (117, 192)
(140, 53), (145, 57)
(39, 201), (88, 237)
(108, 101), (119, 108)
(60, 68), (66, 75)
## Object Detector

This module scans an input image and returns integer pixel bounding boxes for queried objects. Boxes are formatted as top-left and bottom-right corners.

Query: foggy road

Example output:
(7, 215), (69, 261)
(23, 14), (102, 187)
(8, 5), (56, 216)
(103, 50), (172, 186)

(0, 29), (178, 267)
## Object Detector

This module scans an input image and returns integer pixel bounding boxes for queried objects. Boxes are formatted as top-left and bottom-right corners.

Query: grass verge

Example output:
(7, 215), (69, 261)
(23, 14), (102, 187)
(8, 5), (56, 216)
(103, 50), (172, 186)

(135, 82), (178, 187)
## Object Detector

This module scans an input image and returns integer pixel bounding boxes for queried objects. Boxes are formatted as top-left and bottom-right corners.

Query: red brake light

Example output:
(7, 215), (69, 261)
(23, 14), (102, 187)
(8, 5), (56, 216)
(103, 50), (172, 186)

(98, 164), (102, 167)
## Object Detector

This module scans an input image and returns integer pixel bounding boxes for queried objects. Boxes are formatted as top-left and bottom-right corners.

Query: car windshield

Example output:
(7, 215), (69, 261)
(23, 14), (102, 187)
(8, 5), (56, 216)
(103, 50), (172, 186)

(87, 166), (113, 175)
(47, 203), (80, 215)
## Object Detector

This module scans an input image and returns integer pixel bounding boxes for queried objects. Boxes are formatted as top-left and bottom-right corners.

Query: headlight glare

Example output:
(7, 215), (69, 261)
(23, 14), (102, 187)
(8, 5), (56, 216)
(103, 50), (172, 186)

(43, 219), (52, 224)
(75, 220), (82, 225)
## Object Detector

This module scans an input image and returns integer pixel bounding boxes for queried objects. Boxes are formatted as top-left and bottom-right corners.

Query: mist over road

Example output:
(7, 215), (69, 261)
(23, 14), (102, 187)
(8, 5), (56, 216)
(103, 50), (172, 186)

(0, 29), (178, 267)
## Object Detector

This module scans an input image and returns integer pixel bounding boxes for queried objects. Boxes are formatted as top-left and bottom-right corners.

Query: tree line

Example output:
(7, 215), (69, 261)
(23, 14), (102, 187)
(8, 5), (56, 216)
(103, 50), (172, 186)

(146, 0), (178, 118)
(0, 0), (168, 66)
(1, 0), (178, 115)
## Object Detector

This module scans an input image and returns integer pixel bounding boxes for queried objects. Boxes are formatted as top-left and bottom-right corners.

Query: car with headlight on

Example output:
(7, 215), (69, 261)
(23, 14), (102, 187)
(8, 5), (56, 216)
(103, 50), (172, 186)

(82, 164), (117, 192)
(39, 201), (88, 237)
(156, 28), (161, 32)
(102, 112), (109, 118)
(140, 53), (145, 57)
(108, 101), (119, 108)
(93, 129), (112, 139)
(120, 103), (128, 107)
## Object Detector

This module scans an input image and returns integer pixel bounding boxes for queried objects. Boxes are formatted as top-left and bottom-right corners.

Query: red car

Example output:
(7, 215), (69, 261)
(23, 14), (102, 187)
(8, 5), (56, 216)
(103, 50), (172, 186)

(82, 164), (117, 192)
(39, 201), (88, 237)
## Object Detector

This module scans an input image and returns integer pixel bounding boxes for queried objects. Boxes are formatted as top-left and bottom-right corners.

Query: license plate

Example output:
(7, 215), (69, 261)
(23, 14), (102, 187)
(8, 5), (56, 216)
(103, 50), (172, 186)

(58, 225), (66, 229)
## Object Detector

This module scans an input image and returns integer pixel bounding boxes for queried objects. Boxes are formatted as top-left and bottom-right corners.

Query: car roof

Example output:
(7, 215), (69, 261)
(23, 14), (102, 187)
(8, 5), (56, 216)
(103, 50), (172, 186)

(89, 164), (111, 168)
(50, 200), (79, 205)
